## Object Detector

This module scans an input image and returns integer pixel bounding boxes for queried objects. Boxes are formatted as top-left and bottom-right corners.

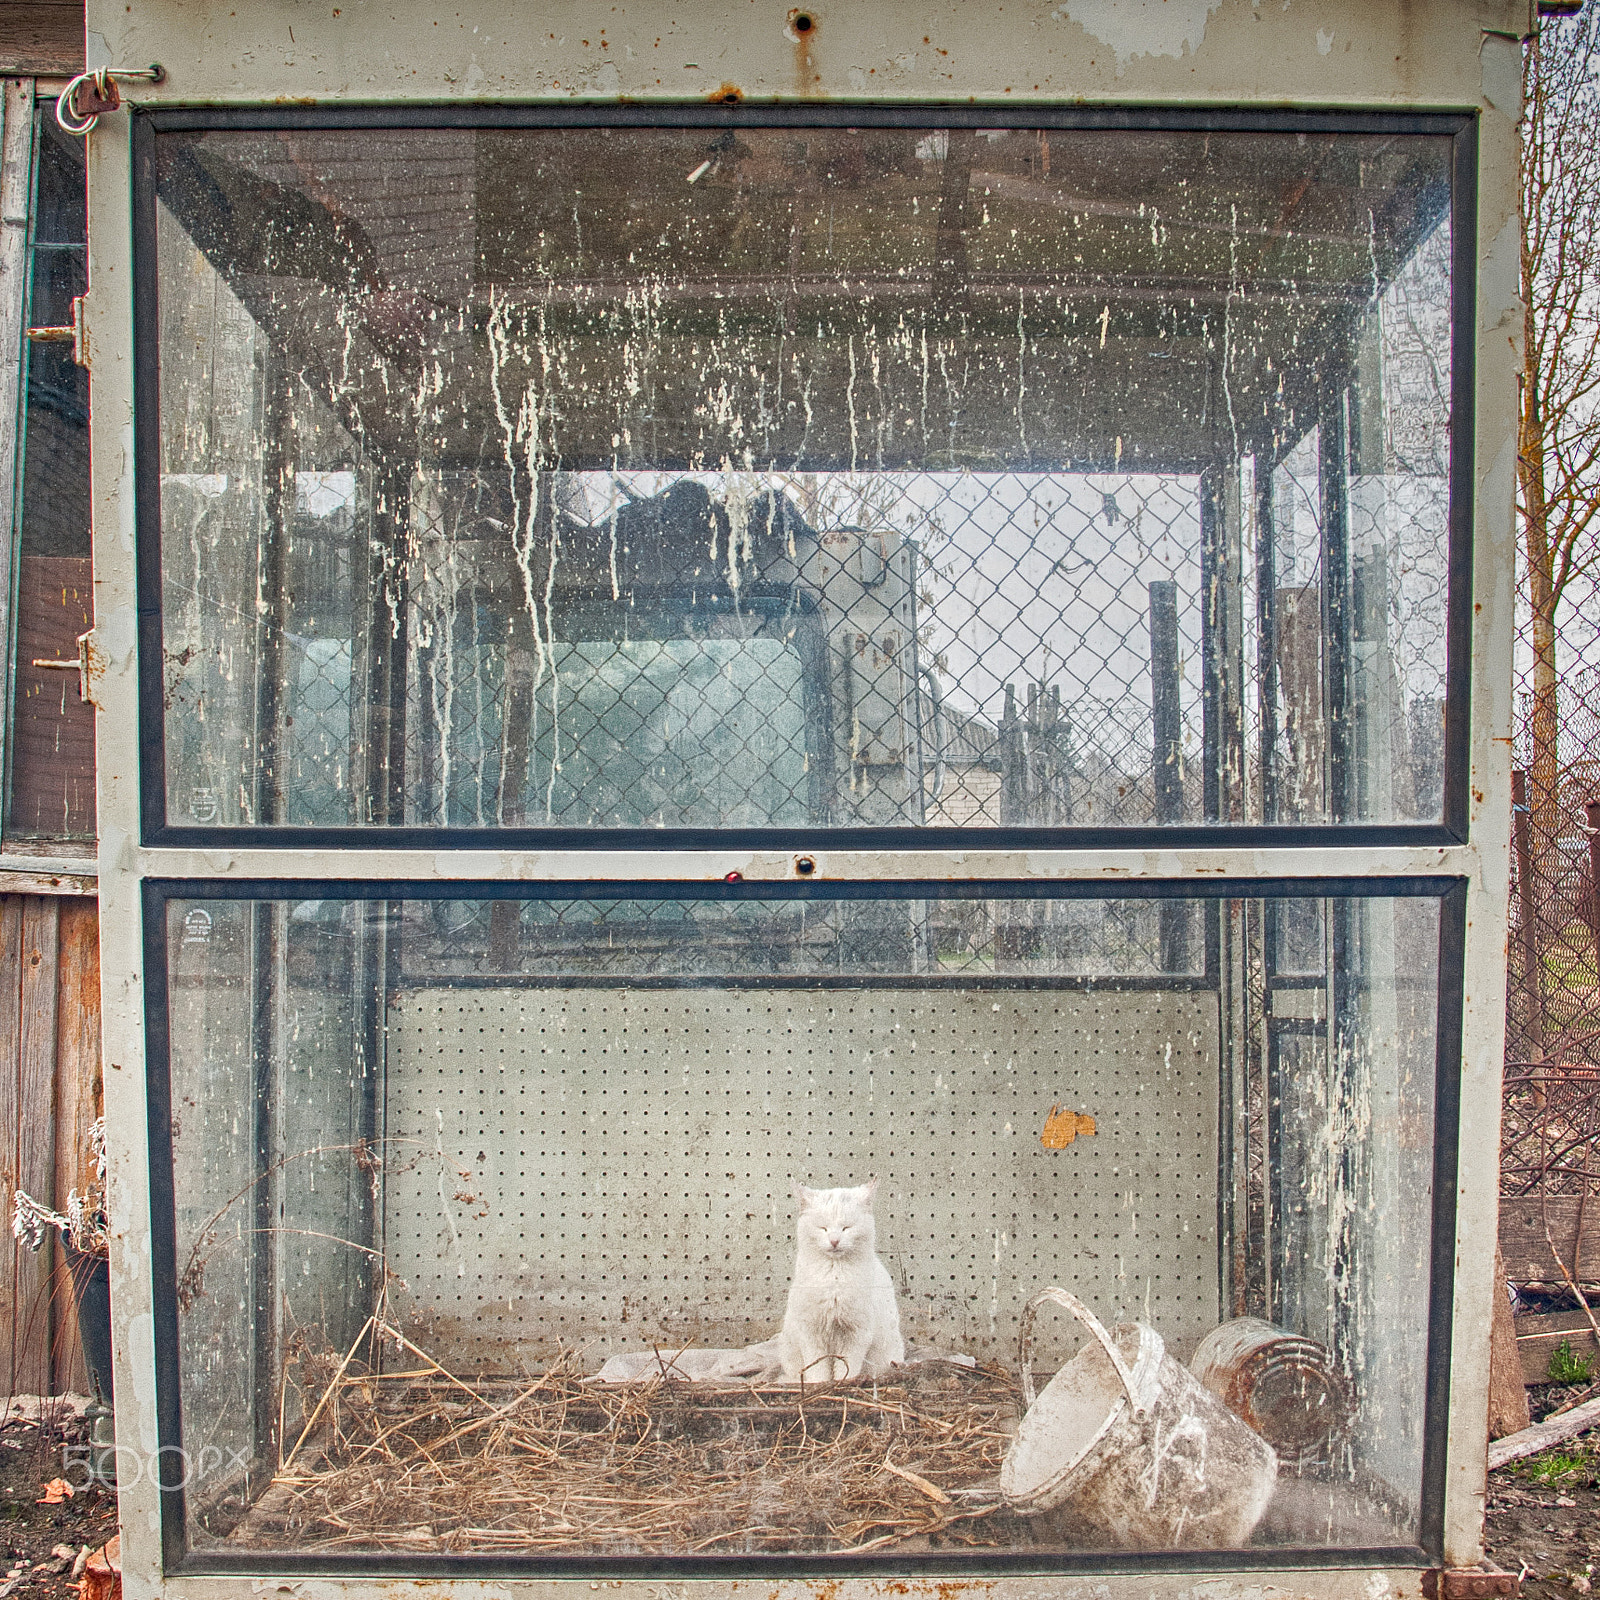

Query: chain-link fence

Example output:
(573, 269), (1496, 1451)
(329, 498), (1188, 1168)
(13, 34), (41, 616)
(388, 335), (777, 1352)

(1504, 562), (1600, 1203)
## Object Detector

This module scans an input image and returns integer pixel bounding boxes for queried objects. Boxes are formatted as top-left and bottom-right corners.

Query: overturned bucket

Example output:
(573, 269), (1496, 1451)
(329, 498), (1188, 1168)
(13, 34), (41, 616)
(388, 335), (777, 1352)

(999, 1287), (1278, 1549)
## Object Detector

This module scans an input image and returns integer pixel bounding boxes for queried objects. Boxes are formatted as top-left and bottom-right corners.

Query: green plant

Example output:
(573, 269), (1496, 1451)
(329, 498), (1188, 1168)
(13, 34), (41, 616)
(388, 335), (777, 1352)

(1525, 1448), (1588, 1484)
(1547, 1336), (1595, 1385)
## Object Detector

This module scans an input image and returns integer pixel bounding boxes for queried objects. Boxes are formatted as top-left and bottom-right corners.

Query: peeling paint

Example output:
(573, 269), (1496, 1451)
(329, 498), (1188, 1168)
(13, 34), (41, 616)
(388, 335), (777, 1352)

(1051, 0), (1224, 66)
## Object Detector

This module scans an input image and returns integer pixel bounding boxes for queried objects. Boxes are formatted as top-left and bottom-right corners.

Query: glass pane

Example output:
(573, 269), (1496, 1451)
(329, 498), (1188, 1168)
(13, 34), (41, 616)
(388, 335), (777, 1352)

(162, 887), (1442, 1562)
(11, 111), (93, 841)
(151, 122), (1455, 832)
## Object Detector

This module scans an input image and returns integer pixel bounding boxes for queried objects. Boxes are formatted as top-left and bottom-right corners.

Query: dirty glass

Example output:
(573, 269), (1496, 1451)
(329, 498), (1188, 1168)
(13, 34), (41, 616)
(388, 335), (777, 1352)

(161, 887), (1443, 1562)
(150, 122), (1456, 833)
(11, 111), (94, 841)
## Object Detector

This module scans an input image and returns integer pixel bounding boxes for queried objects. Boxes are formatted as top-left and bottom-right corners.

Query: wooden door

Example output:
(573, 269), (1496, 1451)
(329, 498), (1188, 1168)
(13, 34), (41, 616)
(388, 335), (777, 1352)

(0, 895), (100, 1396)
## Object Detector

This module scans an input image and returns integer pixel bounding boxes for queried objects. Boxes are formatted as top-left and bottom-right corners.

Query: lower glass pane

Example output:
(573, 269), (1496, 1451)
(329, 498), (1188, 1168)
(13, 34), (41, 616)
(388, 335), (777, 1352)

(158, 887), (1445, 1564)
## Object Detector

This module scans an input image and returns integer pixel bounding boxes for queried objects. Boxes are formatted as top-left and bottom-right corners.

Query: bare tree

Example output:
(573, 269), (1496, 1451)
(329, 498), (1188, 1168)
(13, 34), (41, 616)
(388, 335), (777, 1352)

(1520, 8), (1600, 873)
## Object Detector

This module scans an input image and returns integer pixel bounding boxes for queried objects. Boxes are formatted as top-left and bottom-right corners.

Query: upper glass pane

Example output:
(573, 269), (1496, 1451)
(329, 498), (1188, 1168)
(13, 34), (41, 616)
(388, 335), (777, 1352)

(150, 120), (1455, 833)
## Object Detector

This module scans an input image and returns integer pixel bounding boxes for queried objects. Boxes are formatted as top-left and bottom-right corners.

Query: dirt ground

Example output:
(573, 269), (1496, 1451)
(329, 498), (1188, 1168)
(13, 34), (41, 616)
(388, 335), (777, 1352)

(1484, 1383), (1600, 1599)
(0, 1404), (116, 1598)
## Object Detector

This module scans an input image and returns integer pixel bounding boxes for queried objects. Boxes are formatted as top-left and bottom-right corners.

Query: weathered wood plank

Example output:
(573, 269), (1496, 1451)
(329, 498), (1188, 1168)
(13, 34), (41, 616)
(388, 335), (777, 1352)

(1489, 1394), (1600, 1473)
(0, 899), (27, 1394)
(0, 84), (34, 819)
(1490, 1245), (1531, 1436)
(52, 899), (98, 1395)
(1500, 1196), (1600, 1286)
(1515, 1309), (1600, 1384)
(0, 865), (96, 897)
(14, 898), (59, 1395)
(12, 557), (96, 840)
(0, 5), (86, 76)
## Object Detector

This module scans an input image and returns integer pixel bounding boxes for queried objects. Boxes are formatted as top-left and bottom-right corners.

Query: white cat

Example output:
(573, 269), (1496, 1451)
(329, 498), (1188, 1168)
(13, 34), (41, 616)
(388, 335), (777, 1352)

(777, 1179), (905, 1382)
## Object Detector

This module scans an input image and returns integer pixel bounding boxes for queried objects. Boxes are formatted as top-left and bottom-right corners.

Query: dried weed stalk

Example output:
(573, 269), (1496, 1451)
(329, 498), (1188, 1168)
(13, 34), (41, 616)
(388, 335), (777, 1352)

(239, 1319), (1024, 1556)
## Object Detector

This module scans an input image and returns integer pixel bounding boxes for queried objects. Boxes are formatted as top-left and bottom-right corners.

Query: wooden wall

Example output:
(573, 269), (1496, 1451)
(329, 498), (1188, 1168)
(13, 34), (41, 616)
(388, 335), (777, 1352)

(1500, 1195), (1600, 1289)
(12, 556), (96, 839)
(0, 893), (100, 1397)
(0, 3), (85, 76)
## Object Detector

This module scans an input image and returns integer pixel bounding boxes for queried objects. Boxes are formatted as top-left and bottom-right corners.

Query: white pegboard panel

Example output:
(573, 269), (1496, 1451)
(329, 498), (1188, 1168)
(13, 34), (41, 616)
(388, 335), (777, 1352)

(382, 985), (1220, 1373)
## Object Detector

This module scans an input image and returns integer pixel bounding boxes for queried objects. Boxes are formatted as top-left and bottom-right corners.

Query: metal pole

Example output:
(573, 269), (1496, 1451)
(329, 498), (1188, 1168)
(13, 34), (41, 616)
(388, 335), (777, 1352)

(1585, 796), (1600, 973)
(999, 681), (1025, 826)
(1151, 580), (1187, 971)
(1200, 473), (1223, 822)
(1320, 391), (1352, 823)
(1150, 579), (1183, 822)
(1255, 470), (1280, 824)
(253, 350), (293, 826)
(1513, 769), (1546, 1060)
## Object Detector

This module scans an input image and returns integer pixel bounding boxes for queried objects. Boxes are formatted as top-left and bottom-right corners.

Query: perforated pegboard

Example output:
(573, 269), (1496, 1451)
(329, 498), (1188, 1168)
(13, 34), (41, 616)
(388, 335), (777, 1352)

(382, 985), (1220, 1373)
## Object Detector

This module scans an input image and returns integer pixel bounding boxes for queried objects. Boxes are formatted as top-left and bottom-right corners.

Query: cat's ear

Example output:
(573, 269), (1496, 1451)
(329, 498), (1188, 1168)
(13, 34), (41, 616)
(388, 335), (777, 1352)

(858, 1177), (879, 1202)
(793, 1181), (815, 1209)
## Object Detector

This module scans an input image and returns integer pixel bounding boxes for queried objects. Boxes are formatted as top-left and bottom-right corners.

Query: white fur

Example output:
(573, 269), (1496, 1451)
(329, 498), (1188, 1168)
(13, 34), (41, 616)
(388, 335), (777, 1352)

(777, 1179), (904, 1382)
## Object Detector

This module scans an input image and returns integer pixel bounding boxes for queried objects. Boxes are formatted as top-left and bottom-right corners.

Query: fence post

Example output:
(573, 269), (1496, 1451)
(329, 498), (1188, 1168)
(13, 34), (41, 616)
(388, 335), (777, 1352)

(1150, 580), (1183, 824)
(1150, 581), (1187, 972)
(1513, 769), (1545, 1060)
(1586, 797), (1600, 969)
(998, 682), (1026, 826)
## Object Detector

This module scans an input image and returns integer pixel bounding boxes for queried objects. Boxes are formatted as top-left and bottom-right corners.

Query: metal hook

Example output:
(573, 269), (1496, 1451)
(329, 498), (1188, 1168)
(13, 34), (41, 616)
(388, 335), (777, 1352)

(56, 64), (165, 136)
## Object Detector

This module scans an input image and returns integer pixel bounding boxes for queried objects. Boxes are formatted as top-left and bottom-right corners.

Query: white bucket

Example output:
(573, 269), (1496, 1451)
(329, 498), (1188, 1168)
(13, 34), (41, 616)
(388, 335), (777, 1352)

(1000, 1287), (1279, 1549)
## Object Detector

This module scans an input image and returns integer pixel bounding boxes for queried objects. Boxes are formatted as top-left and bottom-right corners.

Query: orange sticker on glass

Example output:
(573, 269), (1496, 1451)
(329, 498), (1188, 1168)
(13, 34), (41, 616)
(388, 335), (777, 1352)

(1040, 1104), (1097, 1148)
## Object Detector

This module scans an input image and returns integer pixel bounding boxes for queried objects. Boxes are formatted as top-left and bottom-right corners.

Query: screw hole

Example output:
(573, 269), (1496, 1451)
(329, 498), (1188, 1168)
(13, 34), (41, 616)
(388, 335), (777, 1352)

(790, 10), (816, 33)
(794, 856), (816, 877)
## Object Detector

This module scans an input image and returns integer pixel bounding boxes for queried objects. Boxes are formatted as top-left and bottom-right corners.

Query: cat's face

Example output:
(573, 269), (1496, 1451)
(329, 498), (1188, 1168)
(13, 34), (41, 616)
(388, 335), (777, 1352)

(793, 1180), (877, 1258)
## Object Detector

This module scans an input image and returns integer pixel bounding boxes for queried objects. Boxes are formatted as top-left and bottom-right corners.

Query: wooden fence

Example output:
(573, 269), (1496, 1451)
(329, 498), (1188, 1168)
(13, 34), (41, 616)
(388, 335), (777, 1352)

(0, 893), (101, 1398)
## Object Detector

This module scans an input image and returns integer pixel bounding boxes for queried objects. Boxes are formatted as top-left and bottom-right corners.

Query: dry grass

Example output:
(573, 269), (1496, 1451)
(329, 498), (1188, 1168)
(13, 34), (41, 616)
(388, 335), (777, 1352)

(234, 1320), (1029, 1555)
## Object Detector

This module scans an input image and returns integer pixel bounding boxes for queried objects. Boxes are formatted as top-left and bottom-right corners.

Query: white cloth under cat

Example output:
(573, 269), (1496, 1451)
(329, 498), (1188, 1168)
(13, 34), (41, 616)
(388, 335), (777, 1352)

(587, 1341), (975, 1385)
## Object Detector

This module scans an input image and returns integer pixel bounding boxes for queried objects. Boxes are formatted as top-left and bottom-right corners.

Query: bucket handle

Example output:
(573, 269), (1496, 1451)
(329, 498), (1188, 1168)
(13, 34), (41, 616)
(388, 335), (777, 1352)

(1018, 1286), (1146, 1416)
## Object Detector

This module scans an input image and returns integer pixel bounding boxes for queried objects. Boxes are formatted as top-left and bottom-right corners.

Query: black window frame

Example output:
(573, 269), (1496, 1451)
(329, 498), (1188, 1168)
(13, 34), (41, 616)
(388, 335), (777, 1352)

(130, 104), (1479, 854)
(3, 99), (96, 850)
(141, 872), (1466, 1580)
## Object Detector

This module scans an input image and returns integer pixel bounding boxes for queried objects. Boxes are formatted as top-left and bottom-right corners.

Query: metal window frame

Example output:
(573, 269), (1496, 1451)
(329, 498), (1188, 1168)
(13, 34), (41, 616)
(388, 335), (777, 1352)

(129, 103), (1479, 853)
(140, 872), (1466, 1582)
(0, 85), (98, 877)
(0, 83), (37, 848)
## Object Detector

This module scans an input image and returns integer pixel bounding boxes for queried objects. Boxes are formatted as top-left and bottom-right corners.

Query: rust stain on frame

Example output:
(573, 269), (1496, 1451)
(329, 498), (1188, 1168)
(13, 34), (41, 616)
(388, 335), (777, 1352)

(787, 7), (820, 93)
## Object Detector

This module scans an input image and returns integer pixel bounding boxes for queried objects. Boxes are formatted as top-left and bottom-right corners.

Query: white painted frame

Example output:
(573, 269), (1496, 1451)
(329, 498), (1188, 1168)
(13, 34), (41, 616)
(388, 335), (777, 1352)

(80, 2), (1525, 1594)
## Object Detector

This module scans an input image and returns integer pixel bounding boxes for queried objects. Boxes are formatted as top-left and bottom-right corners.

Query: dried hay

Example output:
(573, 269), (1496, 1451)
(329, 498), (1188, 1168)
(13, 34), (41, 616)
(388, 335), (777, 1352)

(240, 1318), (1030, 1555)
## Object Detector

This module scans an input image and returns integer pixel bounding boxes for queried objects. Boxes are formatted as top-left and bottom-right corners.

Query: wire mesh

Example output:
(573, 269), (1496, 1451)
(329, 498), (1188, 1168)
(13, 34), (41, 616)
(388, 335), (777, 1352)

(382, 452), (1451, 841)
(1505, 562), (1600, 1200)
(398, 467), (1213, 834)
